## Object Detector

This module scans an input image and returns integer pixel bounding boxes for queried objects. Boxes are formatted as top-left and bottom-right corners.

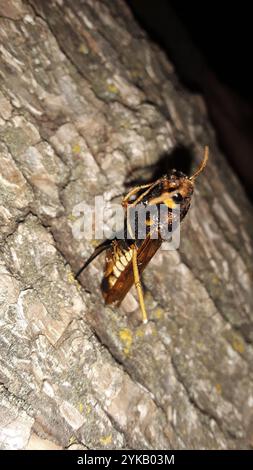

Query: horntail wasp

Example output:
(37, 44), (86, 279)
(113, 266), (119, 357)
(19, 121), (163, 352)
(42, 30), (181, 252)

(76, 146), (208, 323)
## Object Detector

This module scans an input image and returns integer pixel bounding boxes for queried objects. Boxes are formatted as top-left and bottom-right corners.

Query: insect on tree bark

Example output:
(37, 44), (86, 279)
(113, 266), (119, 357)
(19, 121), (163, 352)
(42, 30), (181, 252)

(76, 147), (208, 323)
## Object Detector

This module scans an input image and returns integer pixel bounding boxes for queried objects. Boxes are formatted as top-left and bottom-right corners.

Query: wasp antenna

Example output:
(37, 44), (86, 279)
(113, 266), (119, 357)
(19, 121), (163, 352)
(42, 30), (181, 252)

(75, 239), (112, 278)
(190, 146), (209, 181)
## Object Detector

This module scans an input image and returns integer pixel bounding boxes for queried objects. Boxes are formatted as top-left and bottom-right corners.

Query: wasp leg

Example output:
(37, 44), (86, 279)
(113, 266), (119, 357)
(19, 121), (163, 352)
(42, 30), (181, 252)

(132, 244), (148, 324)
(123, 177), (165, 211)
(122, 183), (154, 208)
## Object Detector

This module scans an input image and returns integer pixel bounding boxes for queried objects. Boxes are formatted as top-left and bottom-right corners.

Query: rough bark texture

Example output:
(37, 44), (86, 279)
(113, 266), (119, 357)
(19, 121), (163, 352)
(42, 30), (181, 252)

(0, 0), (253, 450)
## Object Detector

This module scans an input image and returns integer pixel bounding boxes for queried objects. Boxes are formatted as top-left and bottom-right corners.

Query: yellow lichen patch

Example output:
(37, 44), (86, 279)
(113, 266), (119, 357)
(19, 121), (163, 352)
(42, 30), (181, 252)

(79, 403), (84, 413)
(154, 307), (164, 320)
(144, 291), (155, 306)
(136, 328), (144, 338)
(72, 143), (81, 154)
(212, 275), (220, 285)
(78, 43), (89, 54)
(196, 341), (204, 350)
(151, 325), (158, 336)
(68, 435), (77, 446)
(91, 239), (100, 247)
(119, 120), (131, 129)
(68, 272), (75, 284)
(107, 83), (119, 95)
(232, 336), (245, 354)
(86, 404), (92, 415)
(100, 434), (112, 446)
(67, 271), (81, 291)
(131, 70), (142, 79)
(215, 383), (222, 395)
(119, 328), (132, 355)
(67, 214), (77, 222)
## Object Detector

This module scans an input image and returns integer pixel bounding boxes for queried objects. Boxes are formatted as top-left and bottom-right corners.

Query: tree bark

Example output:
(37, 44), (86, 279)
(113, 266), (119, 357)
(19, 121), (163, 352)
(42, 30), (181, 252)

(0, 0), (253, 450)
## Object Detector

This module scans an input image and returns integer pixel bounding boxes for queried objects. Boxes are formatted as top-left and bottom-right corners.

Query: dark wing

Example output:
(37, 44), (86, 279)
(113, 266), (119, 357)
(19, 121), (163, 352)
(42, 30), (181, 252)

(102, 235), (162, 305)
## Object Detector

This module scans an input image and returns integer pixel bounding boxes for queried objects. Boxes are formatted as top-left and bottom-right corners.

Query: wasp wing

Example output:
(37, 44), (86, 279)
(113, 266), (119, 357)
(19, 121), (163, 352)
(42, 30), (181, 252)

(102, 235), (162, 305)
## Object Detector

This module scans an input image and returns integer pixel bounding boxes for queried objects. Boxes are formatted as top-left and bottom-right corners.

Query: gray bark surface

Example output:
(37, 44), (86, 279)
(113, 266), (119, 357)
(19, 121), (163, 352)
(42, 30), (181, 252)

(0, 0), (253, 450)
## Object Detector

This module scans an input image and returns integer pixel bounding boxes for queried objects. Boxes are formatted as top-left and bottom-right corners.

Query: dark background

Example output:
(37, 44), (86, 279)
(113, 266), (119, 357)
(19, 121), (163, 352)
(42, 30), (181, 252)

(127, 0), (253, 202)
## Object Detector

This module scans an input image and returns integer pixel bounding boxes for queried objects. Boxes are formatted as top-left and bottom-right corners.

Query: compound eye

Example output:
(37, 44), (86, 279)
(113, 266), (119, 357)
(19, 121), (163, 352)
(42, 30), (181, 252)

(172, 193), (183, 203)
